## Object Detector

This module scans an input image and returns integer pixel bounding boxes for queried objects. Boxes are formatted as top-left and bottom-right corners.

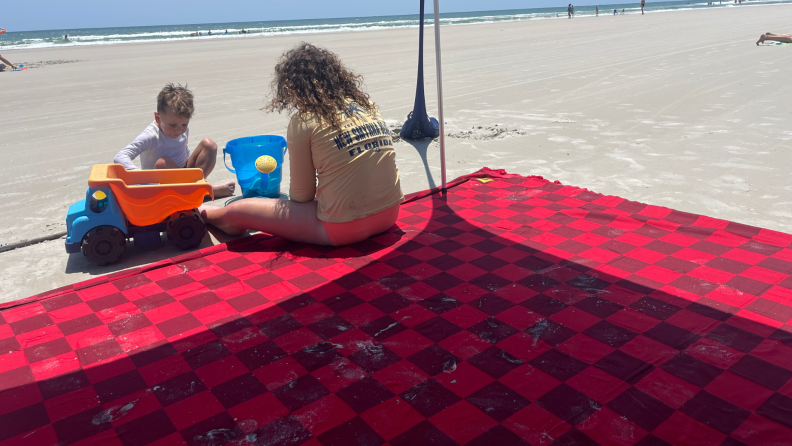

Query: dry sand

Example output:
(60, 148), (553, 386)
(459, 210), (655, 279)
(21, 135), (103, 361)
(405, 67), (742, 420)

(1, 4), (790, 302)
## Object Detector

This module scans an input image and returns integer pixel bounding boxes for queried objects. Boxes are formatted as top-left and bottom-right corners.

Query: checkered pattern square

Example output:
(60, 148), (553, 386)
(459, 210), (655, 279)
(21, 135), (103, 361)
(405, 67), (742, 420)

(2, 167), (792, 445)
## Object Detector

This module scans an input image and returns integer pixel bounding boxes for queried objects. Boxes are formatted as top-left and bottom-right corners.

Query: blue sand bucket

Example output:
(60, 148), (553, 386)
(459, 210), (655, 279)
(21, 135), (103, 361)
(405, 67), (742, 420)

(223, 135), (287, 198)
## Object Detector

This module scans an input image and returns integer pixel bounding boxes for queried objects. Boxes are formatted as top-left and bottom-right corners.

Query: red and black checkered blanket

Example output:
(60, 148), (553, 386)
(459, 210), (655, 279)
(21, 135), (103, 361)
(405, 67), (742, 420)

(2, 168), (792, 446)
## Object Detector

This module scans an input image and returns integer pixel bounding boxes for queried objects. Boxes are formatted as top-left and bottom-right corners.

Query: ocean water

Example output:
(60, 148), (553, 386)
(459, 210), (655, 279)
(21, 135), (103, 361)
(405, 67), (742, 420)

(1, 0), (789, 51)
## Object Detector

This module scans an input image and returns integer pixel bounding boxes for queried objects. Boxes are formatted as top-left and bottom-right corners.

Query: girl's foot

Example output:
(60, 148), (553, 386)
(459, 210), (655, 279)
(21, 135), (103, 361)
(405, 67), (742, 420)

(212, 182), (236, 198)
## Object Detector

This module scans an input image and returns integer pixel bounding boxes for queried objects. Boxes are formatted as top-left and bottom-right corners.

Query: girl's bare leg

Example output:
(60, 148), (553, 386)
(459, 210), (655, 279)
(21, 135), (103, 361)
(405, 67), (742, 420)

(201, 199), (332, 245)
(757, 33), (792, 45)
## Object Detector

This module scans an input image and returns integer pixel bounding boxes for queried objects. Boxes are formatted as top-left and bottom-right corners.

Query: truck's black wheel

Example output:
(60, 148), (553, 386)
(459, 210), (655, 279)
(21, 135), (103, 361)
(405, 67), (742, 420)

(166, 209), (206, 250)
(82, 226), (126, 265)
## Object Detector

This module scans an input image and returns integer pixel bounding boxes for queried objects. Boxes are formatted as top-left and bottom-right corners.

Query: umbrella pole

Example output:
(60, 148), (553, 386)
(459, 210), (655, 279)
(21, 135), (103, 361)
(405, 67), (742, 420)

(433, 0), (447, 193)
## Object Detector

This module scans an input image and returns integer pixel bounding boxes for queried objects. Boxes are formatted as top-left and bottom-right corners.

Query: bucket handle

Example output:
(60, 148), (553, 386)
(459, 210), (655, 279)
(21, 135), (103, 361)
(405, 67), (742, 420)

(223, 148), (235, 175)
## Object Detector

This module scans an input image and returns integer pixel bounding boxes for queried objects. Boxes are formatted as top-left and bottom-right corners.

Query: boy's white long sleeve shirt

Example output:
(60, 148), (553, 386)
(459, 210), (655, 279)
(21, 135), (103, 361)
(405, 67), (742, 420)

(114, 122), (191, 170)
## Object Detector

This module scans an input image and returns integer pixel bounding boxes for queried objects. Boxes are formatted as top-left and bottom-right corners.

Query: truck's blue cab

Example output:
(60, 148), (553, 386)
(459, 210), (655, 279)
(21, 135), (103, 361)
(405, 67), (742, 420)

(65, 186), (128, 253)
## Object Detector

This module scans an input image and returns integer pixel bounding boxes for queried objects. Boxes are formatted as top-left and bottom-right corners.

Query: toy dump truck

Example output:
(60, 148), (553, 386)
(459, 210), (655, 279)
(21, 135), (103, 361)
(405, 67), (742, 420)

(65, 164), (213, 265)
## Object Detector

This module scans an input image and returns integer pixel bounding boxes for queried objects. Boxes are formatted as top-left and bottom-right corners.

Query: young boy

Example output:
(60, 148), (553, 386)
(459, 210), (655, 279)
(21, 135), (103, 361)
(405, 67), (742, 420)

(114, 83), (235, 198)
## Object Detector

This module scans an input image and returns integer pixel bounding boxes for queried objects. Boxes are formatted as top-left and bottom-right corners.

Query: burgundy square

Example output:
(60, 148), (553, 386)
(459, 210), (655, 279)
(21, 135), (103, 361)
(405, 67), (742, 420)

(369, 292), (412, 314)
(211, 373), (267, 408)
(93, 369), (148, 404)
(251, 416), (313, 446)
(536, 384), (601, 425)
(654, 256), (698, 274)
(469, 317), (520, 344)
(567, 274), (611, 292)
(335, 377), (395, 413)
(348, 343), (401, 373)
(426, 255), (465, 273)
(630, 297), (681, 320)
(705, 323), (764, 353)
(669, 276), (719, 296)
(756, 393), (792, 430)
(680, 390), (750, 434)
(470, 255), (509, 272)
(52, 406), (113, 444)
(413, 316), (463, 342)
(401, 379), (460, 417)
(9, 314), (54, 335)
(308, 315), (355, 340)
(660, 353), (723, 387)
(227, 291), (267, 312)
(129, 341), (179, 368)
(180, 412), (243, 445)
(583, 321), (637, 348)
(334, 272), (374, 291)
(745, 298), (792, 323)
(24, 338), (72, 363)
(200, 272), (239, 290)
(361, 316), (408, 341)
(183, 339), (232, 369)
(607, 387), (674, 431)
(407, 345), (460, 376)
(292, 342), (343, 372)
(317, 416), (384, 446)
(553, 429), (599, 446)
(466, 381), (530, 422)
(517, 274), (561, 292)
(133, 292), (176, 312)
(58, 313), (103, 336)
(469, 295), (516, 316)
(390, 421), (457, 446)
(575, 296), (623, 318)
(525, 319), (577, 347)
(180, 291), (222, 312)
(157, 313), (203, 338)
(157, 273), (196, 290)
(470, 239), (508, 254)
(258, 314), (303, 339)
(40, 293), (82, 311)
(271, 374), (331, 412)
(417, 294), (463, 315)
(116, 409), (176, 446)
(244, 272), (282, 290)
(378, 272), (417, 291)
(758, 257), (792, 275)
(470, 273), (512, 292)
(466, 425), (531, 446)
(706, 257), (751, 274)
(236, 340), (287, 371)
(75, 338), (125, 366)
(107, 313), (152, 337)
(689, 240), (732, 256)
(323, 292), (365, 313)
(38, 369), (91, 399)
(529, 349), (589, 381)
(85, 292), (128, 312)
(644, 322), (700, 351)
(0, 403), (50, 442)
(521, 294), (567, 317)
(467, 346), (525, 379)
(729, 355), (792, 391)
(152, 371), (208, 406)
(276, 294), (317, 313)
(594, 351), (652, 384)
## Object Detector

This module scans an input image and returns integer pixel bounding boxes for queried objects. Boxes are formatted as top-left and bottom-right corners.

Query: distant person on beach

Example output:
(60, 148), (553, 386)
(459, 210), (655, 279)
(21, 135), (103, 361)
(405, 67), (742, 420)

(208, 30), (213, 36)
(114, 83), (235, 198)
(64, 34), (69, 40)
(223, 30), (228, 35)
(568, 4), (574, 18)
(0, 54), (18, 71)
(614, 9), (618, 15)
(201, 43), (404, 246)
(756, 32), (792, 45)
(596, 6), (599, 15)
(641, 0), (646, 14)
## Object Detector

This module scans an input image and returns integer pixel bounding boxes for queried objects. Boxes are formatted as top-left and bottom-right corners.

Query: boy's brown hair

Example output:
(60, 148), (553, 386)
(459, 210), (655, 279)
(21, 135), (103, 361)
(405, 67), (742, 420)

(157, 83), (194, 118)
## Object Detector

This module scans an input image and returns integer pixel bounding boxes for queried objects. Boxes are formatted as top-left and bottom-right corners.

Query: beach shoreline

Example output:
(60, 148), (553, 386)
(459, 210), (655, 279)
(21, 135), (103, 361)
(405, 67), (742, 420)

(0, 3), (790, 301)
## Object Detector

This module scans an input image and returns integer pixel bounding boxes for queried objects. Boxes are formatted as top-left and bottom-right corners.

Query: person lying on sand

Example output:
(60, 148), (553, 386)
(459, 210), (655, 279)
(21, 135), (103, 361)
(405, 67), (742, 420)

(201, 42), (404, 246)
(0, 54), (17, 71)
(756, 32), (792, 45)
(114, 83), (236, 198)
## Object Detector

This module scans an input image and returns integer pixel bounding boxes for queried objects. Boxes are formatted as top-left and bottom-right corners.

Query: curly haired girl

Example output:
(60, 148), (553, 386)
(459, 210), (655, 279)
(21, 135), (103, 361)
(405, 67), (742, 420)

(203, 43), (404, 246)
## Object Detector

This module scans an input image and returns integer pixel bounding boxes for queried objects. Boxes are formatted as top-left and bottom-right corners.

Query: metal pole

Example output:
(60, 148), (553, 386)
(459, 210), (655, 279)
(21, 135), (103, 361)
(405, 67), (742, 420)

(433, 0), (447, 193)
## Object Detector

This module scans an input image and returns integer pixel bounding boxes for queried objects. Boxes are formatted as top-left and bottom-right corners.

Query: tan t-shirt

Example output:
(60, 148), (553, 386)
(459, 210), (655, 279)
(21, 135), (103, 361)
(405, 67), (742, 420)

(287, 104), (404, 223)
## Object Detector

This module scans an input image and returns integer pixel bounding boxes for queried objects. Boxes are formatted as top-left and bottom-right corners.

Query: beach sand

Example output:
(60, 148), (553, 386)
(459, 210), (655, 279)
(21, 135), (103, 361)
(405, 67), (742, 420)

(1, 4), (790, 302)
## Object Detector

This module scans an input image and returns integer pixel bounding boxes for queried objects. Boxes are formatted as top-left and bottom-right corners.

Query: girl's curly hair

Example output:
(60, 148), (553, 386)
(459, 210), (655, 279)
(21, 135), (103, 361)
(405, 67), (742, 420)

(266, 42), (376, 129)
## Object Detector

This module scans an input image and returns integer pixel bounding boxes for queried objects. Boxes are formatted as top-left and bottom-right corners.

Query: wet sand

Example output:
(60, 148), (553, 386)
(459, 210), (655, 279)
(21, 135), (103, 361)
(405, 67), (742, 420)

(0, 4), (790, 302)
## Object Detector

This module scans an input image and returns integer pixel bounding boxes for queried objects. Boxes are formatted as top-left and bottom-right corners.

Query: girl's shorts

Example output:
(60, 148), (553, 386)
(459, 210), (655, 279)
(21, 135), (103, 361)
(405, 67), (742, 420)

(322, 204), (400, 246)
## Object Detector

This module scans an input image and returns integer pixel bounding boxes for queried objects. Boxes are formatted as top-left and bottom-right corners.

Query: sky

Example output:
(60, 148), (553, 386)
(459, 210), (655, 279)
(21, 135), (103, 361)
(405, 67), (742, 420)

(4, 0), (606, 32)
